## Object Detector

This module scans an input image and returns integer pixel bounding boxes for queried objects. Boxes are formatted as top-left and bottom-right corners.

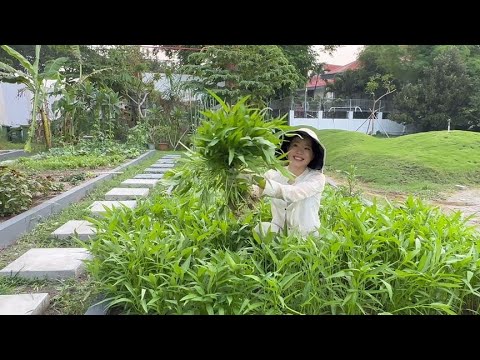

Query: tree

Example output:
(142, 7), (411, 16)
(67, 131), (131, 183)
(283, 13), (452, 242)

(326, 68), (370, 99)
(181, 45), (301, 106)
(278, 45), (320, 86)
(0, 45), (67, 71)
(160, 45), (333, 84)
(358, 45), (410, 82)
(0, 45), (68, 150)
(84, 46), (155, 125)
(362, 74), (396, 135)
(159, 45), (204, 64)
(392, 47), (471, 131)
(146, 65), (192, 150)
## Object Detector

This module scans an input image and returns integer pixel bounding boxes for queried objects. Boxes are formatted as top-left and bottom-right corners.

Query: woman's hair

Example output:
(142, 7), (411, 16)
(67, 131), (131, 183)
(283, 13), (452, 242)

(280, 131), (325, 170)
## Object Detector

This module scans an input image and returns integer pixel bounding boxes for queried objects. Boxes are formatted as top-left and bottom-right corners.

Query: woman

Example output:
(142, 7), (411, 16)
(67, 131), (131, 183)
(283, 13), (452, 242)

(254, 127), (326, 236)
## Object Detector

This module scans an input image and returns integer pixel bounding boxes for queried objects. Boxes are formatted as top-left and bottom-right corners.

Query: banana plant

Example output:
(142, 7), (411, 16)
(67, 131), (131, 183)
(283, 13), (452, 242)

(52, 45), (114, 142)
(0, 45), (68, 151)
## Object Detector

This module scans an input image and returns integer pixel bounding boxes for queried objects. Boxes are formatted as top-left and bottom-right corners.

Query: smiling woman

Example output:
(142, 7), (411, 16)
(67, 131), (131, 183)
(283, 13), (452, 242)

(253, 128), (327, 237)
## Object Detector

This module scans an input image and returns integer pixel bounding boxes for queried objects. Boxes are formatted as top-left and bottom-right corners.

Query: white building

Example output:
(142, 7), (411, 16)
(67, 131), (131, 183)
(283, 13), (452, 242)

(0, 82), (32, 127)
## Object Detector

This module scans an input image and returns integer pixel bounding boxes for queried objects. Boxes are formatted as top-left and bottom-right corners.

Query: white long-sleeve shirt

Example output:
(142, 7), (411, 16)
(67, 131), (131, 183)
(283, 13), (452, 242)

(261, 167), (326, 236)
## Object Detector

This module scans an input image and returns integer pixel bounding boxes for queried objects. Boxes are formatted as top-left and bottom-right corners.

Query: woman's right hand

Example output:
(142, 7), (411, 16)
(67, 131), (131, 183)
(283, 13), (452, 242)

(253, 175), (266, 189)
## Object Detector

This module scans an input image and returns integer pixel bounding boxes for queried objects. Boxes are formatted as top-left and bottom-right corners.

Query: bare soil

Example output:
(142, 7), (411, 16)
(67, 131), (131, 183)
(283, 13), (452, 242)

(432, 188), (480, 228)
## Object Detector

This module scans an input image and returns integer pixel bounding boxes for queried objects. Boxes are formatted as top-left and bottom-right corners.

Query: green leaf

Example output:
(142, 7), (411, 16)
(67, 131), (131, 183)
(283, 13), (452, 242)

(228, 148), (235, 165)
(380, 279), (393, 302)
(1, 45), (34, 74)
(42, 57), (68, 79)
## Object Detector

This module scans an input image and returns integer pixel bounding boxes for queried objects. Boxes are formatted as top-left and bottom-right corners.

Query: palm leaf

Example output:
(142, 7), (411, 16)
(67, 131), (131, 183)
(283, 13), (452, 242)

(42, 57), (69, 79)
(0, 45), (34, 74)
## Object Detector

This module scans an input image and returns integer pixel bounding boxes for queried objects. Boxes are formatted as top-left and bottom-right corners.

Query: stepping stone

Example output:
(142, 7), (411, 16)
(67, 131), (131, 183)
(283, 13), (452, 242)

(89, 200), (137, 216)
(156, 159), (176, 164)
(144, 167), (170, 173)
(0, 293), (50, 315)
(121, 179), (159, 188)
(134, 173), (164, 179)
(105, 187), (149, 201)
(162, 155), (181, 158)
(151, 163), (175, 168)
(0, 248), (92, 280)
(51, 220), (96, 241)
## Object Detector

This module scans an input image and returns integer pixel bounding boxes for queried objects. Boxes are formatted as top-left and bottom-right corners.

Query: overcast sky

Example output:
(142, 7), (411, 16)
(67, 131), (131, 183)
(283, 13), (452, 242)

(315, 45), (364, 65)
(150, 45), (365, 66)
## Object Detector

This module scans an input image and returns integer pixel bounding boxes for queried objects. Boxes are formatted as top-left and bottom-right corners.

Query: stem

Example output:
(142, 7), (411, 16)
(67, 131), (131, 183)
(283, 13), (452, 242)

(40, 107), (52, 149)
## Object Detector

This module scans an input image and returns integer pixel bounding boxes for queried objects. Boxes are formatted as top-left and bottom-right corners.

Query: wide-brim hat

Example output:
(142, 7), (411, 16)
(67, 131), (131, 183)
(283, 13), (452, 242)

(280, 127), (326, 171)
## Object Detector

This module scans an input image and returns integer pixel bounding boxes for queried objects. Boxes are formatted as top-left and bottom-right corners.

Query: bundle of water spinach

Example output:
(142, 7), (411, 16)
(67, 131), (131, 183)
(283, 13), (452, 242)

(162, 93), (292, 214)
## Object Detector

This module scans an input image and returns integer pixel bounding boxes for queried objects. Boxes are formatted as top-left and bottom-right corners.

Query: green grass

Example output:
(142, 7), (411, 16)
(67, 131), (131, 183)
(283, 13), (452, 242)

(0, 150), (179, 314)
(308, 129), (480, 195)
(0, 139), (45, 152)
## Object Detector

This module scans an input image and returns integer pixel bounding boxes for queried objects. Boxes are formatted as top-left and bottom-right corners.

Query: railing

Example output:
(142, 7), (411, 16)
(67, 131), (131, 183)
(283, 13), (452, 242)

(269, 97), (395, 114)
(327, 106), (363, 112)
(288, 110), (411, 136)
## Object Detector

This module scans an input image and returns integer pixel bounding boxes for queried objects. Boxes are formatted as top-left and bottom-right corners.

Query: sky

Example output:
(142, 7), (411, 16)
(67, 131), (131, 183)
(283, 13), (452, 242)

(149, 45), (365, 66)
(315, 45), (364, 65)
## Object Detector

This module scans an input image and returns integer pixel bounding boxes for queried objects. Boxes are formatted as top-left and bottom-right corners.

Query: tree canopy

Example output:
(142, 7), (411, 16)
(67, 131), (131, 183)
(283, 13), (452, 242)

(180, 45), (301, 106)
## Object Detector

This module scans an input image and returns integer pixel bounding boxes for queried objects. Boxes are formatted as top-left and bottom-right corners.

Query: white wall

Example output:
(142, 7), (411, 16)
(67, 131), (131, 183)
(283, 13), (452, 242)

(0, 83), (32, 127)
(0, 85), (6, 126)
(289, 110), (406, 136)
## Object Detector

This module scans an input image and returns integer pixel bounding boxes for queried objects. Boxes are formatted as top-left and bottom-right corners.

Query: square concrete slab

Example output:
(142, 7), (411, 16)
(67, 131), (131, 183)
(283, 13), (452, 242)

(104, 187), (149, 201)
(121, 179), (159, 188)
(0, 293), (50, 315)
(0, 248), (92, 280)
(156, 159), (176, 164)
(151, 163), (175, 168)
(89, 200), (137, 216)
(162, 155), (181, 158)
(51, 220), (96, 241)
(144, 168), (170, 173)
(134, 173), (164, 179)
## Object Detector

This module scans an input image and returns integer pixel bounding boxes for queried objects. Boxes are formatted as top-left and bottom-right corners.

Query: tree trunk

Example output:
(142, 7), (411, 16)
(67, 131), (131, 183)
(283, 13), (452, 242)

(39, 107), (52, 149)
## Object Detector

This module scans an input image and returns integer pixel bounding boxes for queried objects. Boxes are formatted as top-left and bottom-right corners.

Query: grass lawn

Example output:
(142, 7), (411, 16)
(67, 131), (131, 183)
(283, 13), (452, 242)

(303, 128), (480, 197)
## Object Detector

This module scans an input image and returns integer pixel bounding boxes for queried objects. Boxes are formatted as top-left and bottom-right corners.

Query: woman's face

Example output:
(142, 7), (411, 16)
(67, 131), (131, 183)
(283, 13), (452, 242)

(287, 136), (315, 169)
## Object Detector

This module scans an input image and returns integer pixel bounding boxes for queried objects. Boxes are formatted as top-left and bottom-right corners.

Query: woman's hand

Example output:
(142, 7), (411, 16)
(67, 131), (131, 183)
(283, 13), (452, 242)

(236, 171), (265, 189)
(253, 175), (266, 189)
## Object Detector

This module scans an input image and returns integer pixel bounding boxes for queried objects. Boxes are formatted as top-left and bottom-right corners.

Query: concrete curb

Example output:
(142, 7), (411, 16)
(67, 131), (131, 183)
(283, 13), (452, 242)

(0, 150), (30, 162)
(0, 150), (156, 250)
(85, 295), (110, 315)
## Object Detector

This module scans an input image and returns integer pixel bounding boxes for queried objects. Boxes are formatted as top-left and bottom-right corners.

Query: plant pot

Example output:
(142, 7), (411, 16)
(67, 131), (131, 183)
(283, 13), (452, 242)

(147, 143), (155, 150)
(156, 142), (169, 151)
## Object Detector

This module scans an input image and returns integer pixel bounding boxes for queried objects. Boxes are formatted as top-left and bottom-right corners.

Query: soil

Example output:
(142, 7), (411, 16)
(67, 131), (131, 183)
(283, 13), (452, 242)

(326, 173), (480, 230)
(432, 188), (480, 228)
(0, 167), (117, 223)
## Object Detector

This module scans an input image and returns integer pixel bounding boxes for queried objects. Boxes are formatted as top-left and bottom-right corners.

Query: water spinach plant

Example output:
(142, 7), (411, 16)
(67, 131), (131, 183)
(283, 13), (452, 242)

(162, 92), (292, 215)
(84, 97), (480, 315)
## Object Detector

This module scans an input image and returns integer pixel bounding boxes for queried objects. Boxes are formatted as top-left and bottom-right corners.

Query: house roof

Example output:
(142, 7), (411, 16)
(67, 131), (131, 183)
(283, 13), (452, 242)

(306, 60), (361, 90)
(324, 64), (343, 73)
(327, 60), (361, 74)
(306, 76), (329, 89)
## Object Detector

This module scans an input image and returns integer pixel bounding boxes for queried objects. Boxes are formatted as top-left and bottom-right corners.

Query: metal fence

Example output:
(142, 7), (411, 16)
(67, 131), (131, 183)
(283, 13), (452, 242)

(269, 96), (394, 115)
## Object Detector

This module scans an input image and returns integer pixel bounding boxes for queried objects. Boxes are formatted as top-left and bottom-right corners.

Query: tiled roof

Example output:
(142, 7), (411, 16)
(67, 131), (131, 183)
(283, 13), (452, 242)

(323, 64), (343, 73)
(306, 76), (330, 89)
(327, 60), (361, 74)
(306, 60), (361, 89)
